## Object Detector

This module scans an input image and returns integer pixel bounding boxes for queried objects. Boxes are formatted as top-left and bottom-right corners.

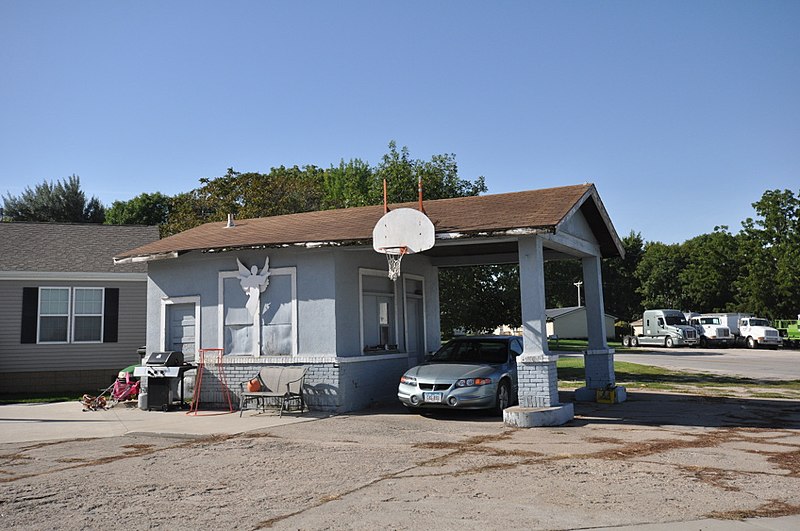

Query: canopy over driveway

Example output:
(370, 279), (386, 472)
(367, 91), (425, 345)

(117, 183), (624, 426)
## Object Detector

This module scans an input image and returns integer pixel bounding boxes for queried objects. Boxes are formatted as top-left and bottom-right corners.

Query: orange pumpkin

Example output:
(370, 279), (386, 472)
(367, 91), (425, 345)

(246, 378), (261, 392)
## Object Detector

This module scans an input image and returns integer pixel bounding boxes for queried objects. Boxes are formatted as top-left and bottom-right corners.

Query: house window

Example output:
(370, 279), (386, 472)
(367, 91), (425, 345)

(360, 270), (397, 352)
(218, 265), (297, 357)
(22, 287), (118, 345)
(73, 288), (104, 342)
(38, 287), (70, 343)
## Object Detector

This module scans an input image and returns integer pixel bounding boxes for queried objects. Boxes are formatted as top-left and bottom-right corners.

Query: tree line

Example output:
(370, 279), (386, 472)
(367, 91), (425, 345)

(3, 143), (798, 328)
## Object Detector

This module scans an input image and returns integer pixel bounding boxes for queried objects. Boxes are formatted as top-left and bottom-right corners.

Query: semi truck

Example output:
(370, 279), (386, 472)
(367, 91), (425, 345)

(622, 309), (699, 348)
(686, 314), (733, 348)
(705, 313), (782, 349)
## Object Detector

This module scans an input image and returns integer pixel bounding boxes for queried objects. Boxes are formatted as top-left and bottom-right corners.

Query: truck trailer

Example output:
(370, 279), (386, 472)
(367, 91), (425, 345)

(622, 309), (699, 348)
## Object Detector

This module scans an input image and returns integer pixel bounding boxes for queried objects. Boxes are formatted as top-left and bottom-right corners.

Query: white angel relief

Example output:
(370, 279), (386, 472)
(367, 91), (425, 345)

(237, 257), (271, 318)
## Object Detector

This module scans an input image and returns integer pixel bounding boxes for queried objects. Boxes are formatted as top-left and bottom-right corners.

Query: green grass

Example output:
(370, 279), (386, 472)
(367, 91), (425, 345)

(556, 356), (800, 397)
(0, 392), (83, 405)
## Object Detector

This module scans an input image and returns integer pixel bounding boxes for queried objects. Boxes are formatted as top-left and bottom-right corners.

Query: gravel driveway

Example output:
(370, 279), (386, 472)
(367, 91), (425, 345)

(2, 393), (799, 530)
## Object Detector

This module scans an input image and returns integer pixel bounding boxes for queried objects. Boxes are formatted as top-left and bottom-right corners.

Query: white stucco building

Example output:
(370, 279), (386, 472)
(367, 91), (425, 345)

(116, 183), (625, 424)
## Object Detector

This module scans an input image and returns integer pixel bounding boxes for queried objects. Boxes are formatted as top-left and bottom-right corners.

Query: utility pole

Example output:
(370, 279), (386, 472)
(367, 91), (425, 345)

(573, 281), (583, 307)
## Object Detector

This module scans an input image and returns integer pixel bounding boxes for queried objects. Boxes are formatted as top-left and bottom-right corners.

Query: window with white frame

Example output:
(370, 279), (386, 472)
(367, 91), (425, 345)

(218, 265), (297, 357)
(360, 270), (398, 352)
(73, 288), (104, 342)
(38, 287), (70, 343)
(36, 287), (105, 343)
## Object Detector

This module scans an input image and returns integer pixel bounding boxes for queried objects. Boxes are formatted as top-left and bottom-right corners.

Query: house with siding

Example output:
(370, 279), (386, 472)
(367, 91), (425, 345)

(0, 222), (160, 394)
(116, 183), (626, 420)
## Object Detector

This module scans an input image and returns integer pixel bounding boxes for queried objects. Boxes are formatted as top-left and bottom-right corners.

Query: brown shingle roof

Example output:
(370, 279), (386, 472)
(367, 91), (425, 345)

(1, 222), (160, 273)
(115, 183), (621, 261)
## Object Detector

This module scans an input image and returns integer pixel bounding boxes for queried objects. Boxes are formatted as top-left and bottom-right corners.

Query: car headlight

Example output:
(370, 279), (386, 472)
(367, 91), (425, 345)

(400, 375), (417, 386)
(456, 377), (492, 387)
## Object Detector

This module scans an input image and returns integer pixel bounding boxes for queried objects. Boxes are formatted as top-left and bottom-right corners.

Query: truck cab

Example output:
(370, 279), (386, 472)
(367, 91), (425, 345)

(688, 315), (733, 348)
(623, 309), (699, 348)
(738, 317), (782, 349)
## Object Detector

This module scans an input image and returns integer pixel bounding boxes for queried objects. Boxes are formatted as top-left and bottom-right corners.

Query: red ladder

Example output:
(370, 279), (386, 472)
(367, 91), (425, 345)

(188, 348), (234, 415)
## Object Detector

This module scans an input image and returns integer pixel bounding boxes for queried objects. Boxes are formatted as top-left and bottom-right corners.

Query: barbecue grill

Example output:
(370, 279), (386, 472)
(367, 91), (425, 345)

(134, 351), (196, 411)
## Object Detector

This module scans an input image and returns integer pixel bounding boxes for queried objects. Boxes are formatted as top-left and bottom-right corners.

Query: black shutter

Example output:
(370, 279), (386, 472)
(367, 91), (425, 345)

(21, 287), (38, 344)
(103, 288), (119, 343)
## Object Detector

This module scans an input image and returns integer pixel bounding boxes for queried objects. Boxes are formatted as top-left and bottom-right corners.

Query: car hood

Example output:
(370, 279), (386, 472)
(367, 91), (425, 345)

(408, 363), (499, 381)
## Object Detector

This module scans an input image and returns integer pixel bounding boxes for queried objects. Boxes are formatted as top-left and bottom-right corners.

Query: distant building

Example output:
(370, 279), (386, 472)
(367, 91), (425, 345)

(545, 306), (616, 340)
(0, 222), (160, 393)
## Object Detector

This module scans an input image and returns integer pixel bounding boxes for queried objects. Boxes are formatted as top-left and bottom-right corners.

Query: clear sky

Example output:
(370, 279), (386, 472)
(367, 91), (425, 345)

(1, 1), (798, 244)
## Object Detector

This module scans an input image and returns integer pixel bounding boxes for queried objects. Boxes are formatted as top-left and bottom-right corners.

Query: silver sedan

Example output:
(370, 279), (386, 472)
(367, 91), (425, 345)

(397, 335), (522, 415)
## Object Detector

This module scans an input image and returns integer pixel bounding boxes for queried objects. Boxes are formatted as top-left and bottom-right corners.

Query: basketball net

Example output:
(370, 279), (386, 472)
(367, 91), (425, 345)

(385, 246), (407, 281)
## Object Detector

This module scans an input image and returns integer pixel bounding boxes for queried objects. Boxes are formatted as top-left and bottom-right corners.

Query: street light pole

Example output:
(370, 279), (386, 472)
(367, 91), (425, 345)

(573, 281), (583, 307)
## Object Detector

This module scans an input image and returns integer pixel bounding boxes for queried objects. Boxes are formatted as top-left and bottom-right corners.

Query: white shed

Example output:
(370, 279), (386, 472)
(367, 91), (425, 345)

(546, 306), (616, 340)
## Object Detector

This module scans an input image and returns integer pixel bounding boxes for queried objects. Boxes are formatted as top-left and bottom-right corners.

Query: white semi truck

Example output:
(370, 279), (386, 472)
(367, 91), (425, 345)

(687, 314), (733, 348)
(706, 313), (782, 349)
(622, 309), (699, 348)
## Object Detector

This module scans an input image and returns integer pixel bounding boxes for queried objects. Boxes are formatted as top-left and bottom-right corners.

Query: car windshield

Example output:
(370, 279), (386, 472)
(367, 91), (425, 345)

(665, 315), (687, 325)
(700, 317), (720, 325)
(750, 318), (769, 327)
(429, 340), (509, 364)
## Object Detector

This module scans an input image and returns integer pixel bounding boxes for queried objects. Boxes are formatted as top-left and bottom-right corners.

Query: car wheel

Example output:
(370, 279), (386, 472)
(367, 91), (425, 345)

(747, 336), (756, 349)
(630, 336), (639, 347)
(494, 381), (511, 416)
(665, 337), (674, 348)
(622, 336), (631, 347)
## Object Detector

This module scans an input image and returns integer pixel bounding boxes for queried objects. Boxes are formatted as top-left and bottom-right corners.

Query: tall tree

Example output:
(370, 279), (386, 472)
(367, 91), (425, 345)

(2, 175), (105, 223)
(636, 241), (686, 310)
(602, 231), (645, 321)
(105, 192), (172, 228)
(735, 189), (800, 318)
(679, 227), (742, 313)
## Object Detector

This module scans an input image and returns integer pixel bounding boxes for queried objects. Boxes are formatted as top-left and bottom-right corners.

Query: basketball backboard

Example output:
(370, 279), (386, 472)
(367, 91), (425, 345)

(372, 208), (435, 254)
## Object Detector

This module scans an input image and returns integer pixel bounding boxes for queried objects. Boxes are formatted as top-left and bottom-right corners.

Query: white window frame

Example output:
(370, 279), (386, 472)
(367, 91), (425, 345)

(72, 287), (105, 344)
(159, 295), (201, 353)
(359, 268), (400, 354)
(402, 273), (427, 356)
(37, 286), (71, 344)
(217, 266), (297, 357)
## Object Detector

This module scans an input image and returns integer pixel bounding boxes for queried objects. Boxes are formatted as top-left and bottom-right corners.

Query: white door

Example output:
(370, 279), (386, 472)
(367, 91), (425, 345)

(168, 303), (196, 362)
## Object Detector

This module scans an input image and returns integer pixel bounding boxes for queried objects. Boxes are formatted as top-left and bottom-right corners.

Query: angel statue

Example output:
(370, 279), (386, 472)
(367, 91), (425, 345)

(237, 257), (271, 318)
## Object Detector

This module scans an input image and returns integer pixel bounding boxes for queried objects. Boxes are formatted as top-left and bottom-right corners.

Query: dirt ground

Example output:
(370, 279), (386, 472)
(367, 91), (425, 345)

(2, 392), (800, 530)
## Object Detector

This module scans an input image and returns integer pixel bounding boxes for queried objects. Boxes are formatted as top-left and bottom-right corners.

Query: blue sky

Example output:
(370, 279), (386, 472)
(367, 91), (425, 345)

(1, 1), (798, 244)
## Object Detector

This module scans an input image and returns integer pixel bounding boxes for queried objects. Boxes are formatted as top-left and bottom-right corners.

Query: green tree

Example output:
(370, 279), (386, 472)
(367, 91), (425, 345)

(602, 231), (645, 321)
(735, 189), (800, 318)
(162, 166), (326, 236)
(678, 227), (741, 313)
(105, 192), (172, 229)
(544, 260), (583, 308)
(2, 175), (105, 222)
(636, 241), (686, 310)
(439, 264), (519, 338)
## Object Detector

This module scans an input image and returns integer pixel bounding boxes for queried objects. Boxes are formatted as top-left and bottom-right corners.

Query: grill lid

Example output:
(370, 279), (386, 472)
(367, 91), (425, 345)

(144, 351), (184, 366)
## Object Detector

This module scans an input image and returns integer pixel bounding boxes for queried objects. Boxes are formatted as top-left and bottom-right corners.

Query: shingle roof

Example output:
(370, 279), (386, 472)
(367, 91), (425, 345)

(0, 222), (160, 273)
(115, 183), (622, 261)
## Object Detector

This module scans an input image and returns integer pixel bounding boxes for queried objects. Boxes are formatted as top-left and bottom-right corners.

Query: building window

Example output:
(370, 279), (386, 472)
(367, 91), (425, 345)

(360, 269), (398, 352)
(22, 287), (118, 345)
(38, 287), (70, 343)
(73, 288), (104, 342)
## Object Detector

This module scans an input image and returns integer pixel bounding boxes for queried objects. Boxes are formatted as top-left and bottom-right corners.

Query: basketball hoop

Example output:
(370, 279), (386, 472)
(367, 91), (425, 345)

(383, 246), (407, 281)
(372, 207), (435, 282)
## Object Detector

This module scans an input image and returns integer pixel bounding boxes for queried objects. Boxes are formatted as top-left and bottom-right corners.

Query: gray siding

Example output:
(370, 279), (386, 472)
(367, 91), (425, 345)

(0, 279), (147, 373)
